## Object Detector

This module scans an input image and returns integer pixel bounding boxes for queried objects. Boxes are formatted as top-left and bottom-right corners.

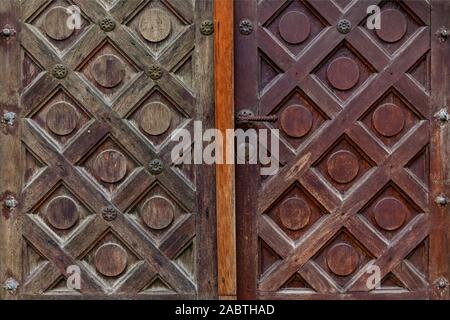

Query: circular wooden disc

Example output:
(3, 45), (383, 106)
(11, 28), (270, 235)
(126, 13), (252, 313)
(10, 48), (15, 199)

(94, 243), (128, 277)
(139, 102), (172, 136)
(91, 54), (125, 88)
(375, 9), (407, 43)
(372, 103), (405, 137)
(140, 196), (175, 230)
(279, 198), (311, 231)
(139, 9), (171, 43)
(326, 243), (359, 276)
(93, 149), (127, 183)
(44, 6), (74, 41)
(46, 102), (79, 136)
(326, 57), (360, 91)
(278, 11), (311, 44)
(46, 196), (79, 230)
(280, 105), (313, 138)
(327, 150), (360, 184)
(373, 197), (407, 231)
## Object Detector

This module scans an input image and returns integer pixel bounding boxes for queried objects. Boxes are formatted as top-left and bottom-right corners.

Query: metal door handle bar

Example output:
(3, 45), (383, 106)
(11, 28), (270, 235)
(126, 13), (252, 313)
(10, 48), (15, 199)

(236, 109), (278, 124)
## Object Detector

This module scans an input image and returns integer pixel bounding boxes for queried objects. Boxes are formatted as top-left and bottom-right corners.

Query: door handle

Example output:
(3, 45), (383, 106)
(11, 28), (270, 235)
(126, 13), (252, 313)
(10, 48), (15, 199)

(236, 109), (277, 125)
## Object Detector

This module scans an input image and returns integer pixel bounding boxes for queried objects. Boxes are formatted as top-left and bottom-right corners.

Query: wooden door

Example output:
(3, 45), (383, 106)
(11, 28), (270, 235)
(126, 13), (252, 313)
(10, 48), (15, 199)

(0, 0), (216, 299)
(235, 0), (450, 299)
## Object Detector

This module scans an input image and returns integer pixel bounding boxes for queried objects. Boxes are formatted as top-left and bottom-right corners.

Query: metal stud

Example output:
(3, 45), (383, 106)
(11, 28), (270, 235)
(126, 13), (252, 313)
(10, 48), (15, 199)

(200, 20), (214, 36)
(436, 27), (450, 43)
(436, 277), (448, 290)
(148, 65), (163, 80)
(435, 195), (448, 206)
(337, 19), (352, 34)
(1, 24), (16, 38)
(99, 17), (115, 32)
(4, 195), (18, 211)
(437, 109), (450, 122)
(239, 19), (254, 35)
(149, 159), (164, 175)
(102, 206), (118, 221)
(3, 278), (19, 294)
(2, 111), (16, 126)
(52, 64), (68, 79)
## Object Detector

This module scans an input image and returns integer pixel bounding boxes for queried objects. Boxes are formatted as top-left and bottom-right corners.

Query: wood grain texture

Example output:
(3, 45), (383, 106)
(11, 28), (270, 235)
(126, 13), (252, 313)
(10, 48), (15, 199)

(195, 0), (217, 299)
(140, 196), (175, 230)
(235, 0), (441, 300)
(430, 0), (450, 300)
(139, 8), (172, 43)
(139, 102), (172, 136)
(235, 0), (258, 300)
(45, 196), (79, 230)
(0, 0), (22, 300)
(2, 0), (216, 300)
(215, 0), (236, 298)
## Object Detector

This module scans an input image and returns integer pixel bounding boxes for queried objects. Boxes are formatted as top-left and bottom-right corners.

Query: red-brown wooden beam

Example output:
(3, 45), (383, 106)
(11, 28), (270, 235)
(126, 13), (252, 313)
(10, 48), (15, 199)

(214, 0), (236, 298)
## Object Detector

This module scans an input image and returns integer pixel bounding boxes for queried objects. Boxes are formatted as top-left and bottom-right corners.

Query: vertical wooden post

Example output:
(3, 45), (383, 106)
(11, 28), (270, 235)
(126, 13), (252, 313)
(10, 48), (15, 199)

(234, 0), (258, 300)
(0, 0), (22, 300)
(214, 0), (236, 298)
(430, 0), (450, 300)
(196, 0), (218, 300)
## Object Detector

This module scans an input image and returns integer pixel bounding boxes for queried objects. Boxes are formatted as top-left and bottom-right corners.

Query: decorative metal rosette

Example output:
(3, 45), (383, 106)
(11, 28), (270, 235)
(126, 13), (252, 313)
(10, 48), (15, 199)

(100, 17), (115, 32)
(102, 206), (118, 221)
(239, 19), (253, 35)
(148, 65), (163, 80)
(52, 64), (68, 79)
(149, 159), (164, 175)
(337, 19), (352, 34)
(200, 20), (214, 36)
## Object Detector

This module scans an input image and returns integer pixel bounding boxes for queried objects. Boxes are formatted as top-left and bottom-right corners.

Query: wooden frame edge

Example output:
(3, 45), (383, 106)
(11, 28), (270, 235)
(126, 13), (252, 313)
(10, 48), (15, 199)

(214, 0), (236, 297)
(430, 0), (450, 300)
(0, 0), (21, 300)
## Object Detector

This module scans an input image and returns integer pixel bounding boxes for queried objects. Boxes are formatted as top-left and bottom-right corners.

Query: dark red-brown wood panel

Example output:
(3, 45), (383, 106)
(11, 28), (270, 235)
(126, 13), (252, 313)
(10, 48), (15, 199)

(235, 0), (450, 300)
